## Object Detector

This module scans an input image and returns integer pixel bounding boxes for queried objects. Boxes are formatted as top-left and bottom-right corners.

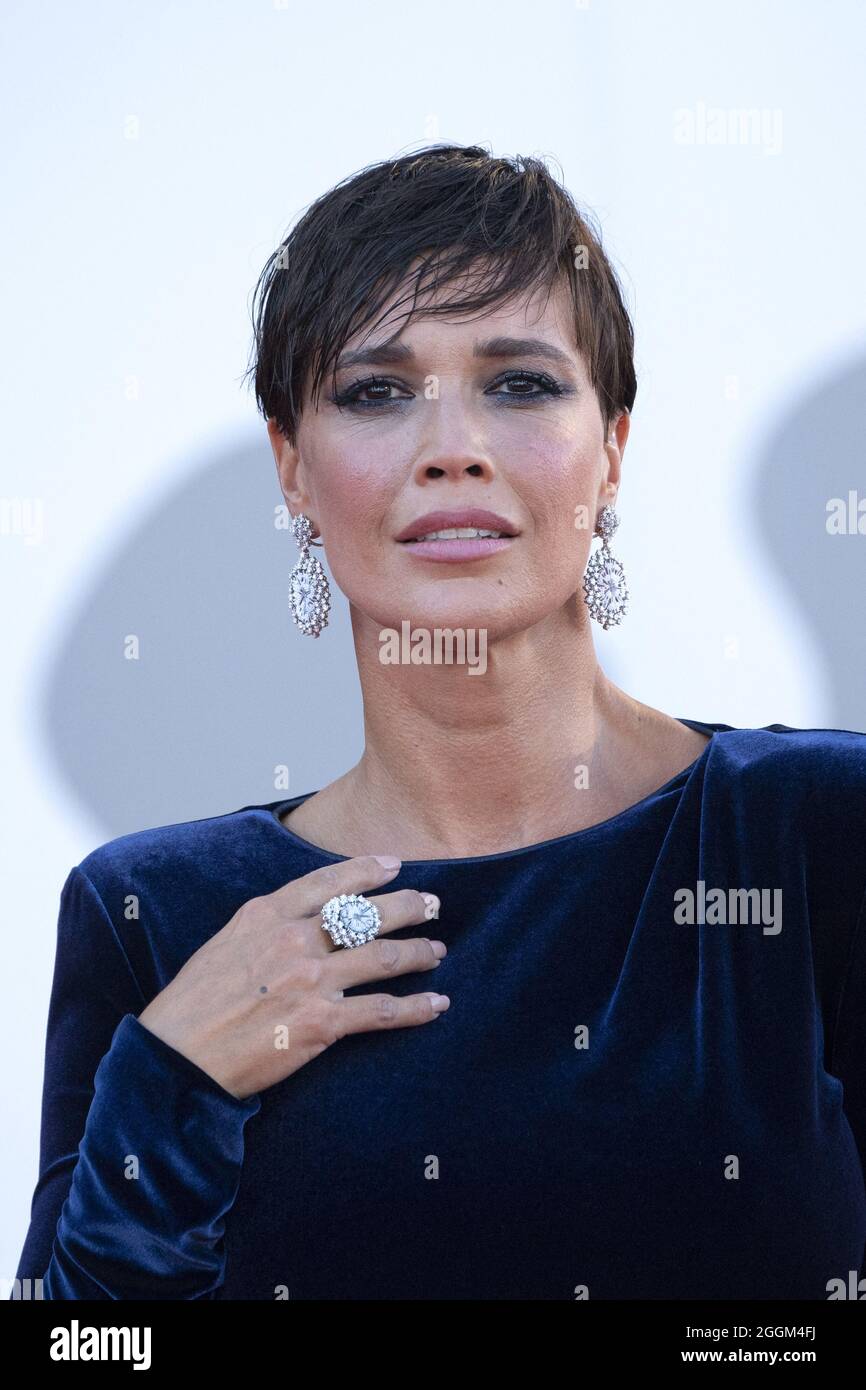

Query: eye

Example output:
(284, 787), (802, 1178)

(488, 371), (568, 401)
(329, 369), (570, 411)
(330, 376), (413, 409)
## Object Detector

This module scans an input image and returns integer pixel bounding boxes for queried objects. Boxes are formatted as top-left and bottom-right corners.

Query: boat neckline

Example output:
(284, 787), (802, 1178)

(259, 717), (729, 868)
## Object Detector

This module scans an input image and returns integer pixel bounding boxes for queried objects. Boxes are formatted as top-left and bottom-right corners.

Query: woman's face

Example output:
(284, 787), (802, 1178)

(270, 269), (628, 639)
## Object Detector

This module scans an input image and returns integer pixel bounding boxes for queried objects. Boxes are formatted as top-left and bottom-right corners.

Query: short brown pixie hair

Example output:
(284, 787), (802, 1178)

(245, 143), (637, 445)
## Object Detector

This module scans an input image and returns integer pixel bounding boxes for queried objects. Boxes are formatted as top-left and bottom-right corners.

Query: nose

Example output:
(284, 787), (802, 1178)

(409, 384), (498, 484)
(413, 452), (496, 484)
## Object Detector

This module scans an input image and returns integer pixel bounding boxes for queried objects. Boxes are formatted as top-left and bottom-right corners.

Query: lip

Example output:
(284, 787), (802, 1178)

(400, 535), (516, 563)
(395, 508), (520, 543)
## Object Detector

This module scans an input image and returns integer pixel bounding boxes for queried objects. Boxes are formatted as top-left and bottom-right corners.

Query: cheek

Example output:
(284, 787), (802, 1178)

(506, 437), (601, 589)
(307, 447), (396, 593)
(513, 434), (600, 534)
(309, 440), (393, 531)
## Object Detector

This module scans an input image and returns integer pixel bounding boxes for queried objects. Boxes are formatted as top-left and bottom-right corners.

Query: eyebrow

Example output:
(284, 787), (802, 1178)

(334, 335), (576, 373)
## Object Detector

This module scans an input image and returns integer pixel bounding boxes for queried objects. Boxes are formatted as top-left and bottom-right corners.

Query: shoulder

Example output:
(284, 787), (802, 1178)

(704, 721), (866, 804)
(68, 799), (298, 986)
(40, 799), (298, 1016)
(700, 722), (866, 880)
(75, 798), (286, 908)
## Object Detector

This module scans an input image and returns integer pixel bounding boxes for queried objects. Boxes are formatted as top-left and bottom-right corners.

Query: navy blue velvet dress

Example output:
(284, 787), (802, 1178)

(13, 719), (866, 1299)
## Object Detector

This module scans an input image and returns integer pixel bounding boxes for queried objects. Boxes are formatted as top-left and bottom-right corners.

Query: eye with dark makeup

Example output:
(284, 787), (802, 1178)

(329, 370), (571, 410)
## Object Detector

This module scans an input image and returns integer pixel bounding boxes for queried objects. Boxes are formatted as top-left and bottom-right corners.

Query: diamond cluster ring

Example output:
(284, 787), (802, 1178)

(321, 892), (383, 949)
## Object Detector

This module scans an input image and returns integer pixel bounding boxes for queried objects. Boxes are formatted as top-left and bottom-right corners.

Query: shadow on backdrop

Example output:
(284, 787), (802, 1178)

(754, 352), (866, 737)
(40, 434), (365, 838)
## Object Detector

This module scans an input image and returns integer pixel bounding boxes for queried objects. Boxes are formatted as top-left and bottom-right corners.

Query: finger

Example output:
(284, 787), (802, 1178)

(366, 887), (441, 929)
(327, 932), (446, 988)
(333, 990), (451, 1039)
(273, 855), (404, 918)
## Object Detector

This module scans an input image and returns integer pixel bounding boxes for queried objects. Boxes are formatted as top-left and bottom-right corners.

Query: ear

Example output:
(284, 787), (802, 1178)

(601, 408), (629, 506)
(267, 417), (312, 515)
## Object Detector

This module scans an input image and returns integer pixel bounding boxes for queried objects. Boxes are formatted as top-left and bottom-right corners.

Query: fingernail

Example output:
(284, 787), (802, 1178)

(429, 993), (450, 1012)
(429, 940), (447, 958)
(374, 855), (401, 870)
(422, 892), (440, 919)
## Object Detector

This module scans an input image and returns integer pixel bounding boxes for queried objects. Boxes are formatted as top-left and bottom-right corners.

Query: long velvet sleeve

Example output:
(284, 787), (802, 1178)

(827, 881), (866, 1276)
(13, 866), (261, 1300)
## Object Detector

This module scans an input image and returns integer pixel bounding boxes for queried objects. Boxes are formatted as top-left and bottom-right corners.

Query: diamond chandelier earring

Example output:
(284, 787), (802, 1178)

(289, 513), (331, 637)
(582, 503), (629, 629)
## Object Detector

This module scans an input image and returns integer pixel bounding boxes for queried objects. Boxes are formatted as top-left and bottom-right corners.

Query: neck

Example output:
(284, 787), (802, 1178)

(330, 599), (659, 859)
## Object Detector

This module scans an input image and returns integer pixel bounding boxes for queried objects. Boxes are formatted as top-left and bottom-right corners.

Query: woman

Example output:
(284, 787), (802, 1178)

(14, 144), (866, 1300)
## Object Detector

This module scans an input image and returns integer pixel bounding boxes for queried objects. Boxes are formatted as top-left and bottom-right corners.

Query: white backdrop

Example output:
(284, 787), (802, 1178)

(4, 0), (866, 1279)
